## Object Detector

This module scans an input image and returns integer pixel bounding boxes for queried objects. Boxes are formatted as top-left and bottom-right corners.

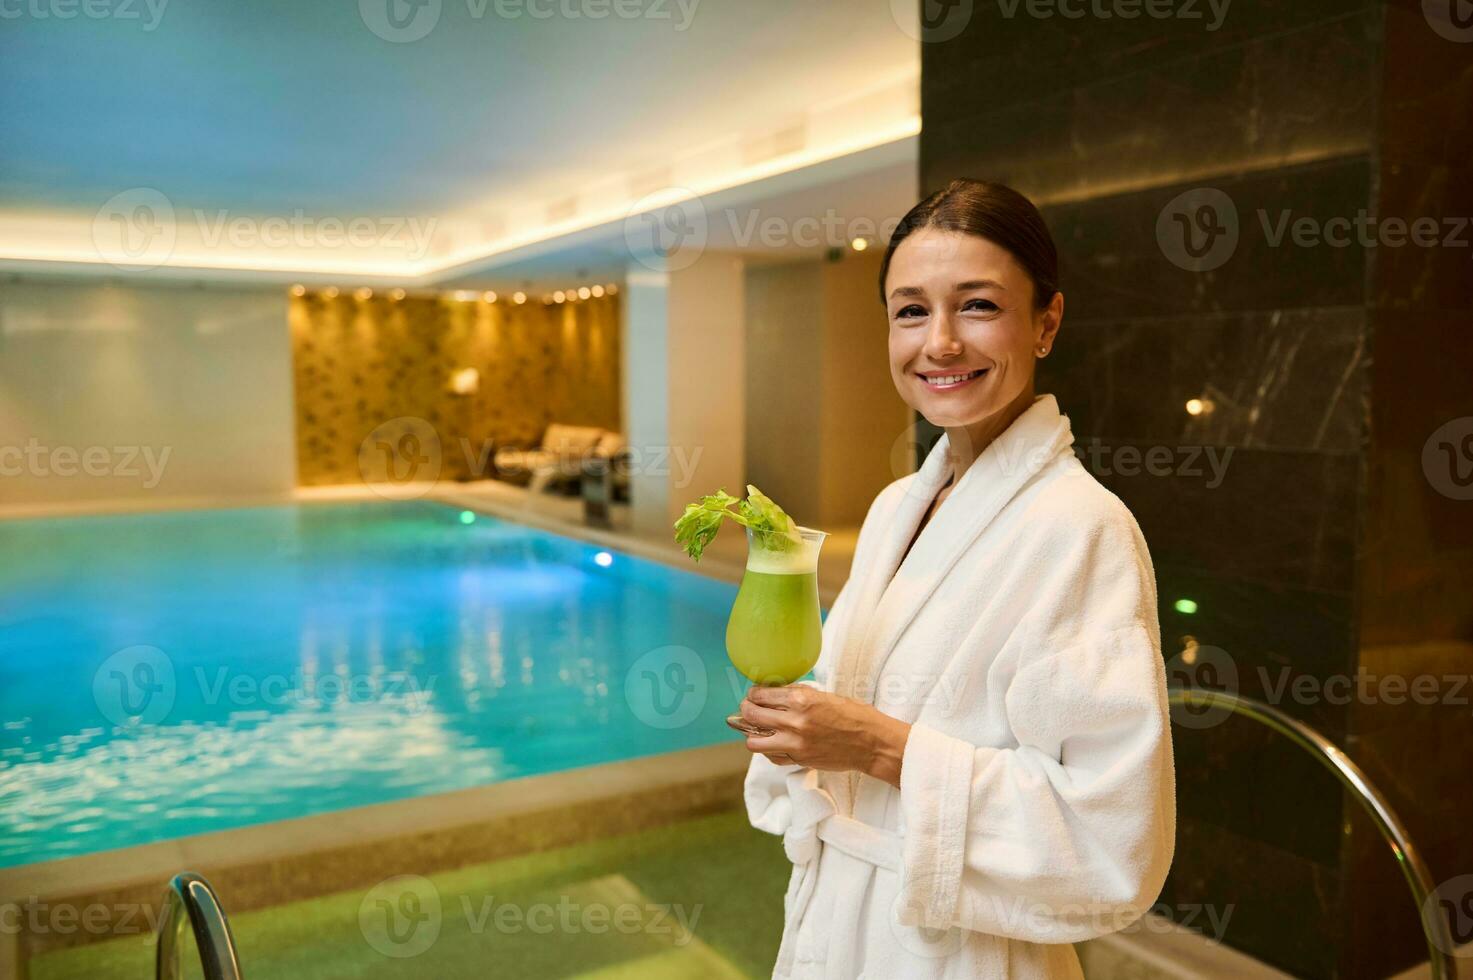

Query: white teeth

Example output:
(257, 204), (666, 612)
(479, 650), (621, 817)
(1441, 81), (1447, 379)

(922, 370), (982, 386)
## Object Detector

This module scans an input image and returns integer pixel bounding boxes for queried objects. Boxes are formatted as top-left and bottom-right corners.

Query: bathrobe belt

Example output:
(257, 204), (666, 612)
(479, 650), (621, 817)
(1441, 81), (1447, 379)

(776, 769), (903, 975)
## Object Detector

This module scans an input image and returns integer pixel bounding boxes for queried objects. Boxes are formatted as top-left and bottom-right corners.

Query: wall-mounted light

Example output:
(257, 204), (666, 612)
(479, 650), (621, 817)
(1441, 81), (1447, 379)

(322, 286), (340, 299)
(553, 290), (566, 303)
(606, 284), (618, 295)
(449, 367), (480, 395)
(591, 285), (605, 298)
(513, 291), (526, 305)
(483, 291), (497, 303)
(577, 286), (591, 300)
(290, 284), (306, 297)
(390, 288), (407, 301)
(1185, 398), (1214, 416)
(851, 237), (869, 251)
(354, 287), (373, 301)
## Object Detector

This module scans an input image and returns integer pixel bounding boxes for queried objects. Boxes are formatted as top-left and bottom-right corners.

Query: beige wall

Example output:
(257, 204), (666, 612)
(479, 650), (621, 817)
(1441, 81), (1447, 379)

(0, 279), (295, 511)
(744, 261), (823, 517)
(819, 251), (911, 525)
(744, 251), (912, 530)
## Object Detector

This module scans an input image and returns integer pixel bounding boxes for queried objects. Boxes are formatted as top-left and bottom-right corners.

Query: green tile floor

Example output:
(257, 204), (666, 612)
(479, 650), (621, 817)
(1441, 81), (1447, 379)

(32, 809), (791, 980)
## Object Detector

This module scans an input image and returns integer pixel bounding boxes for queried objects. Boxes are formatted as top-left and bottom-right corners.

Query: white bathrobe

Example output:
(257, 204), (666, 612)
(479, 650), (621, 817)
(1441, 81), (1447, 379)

(744, 394), (1176, 980)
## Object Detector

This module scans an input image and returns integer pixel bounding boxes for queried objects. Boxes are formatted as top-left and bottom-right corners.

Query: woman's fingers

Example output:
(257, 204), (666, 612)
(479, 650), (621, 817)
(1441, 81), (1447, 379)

(746, 730), (799, 758)
(746, 685), (796, 708)
(740, 698), (791, 730)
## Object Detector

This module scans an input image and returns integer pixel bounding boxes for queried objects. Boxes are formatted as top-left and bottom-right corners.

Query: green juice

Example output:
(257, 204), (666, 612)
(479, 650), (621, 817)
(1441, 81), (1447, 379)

(725, 568), (822, 685)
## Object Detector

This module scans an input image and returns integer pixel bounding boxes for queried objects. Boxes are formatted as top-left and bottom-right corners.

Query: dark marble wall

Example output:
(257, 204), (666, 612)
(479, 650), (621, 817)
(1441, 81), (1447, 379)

(918, 1), (1471, 976)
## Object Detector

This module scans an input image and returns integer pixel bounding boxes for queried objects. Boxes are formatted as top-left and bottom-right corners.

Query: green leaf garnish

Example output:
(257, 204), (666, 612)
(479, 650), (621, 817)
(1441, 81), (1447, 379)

(673, 484), (801, 561)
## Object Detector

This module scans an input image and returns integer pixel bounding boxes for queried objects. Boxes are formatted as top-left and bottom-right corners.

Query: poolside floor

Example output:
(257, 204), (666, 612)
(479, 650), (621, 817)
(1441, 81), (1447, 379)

(29, 808), (790, 980)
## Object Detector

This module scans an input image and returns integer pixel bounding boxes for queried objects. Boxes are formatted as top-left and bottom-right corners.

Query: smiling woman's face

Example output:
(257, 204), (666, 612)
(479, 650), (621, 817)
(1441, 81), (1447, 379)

(885, 227), (1061, 432)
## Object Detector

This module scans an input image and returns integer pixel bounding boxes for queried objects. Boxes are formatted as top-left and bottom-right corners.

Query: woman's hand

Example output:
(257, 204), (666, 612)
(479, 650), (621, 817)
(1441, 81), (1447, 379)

(738, 685), (912, 789)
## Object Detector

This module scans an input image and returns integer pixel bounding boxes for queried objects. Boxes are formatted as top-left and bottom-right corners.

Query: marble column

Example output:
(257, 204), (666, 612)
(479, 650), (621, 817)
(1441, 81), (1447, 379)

(917, 0), (1471, 976)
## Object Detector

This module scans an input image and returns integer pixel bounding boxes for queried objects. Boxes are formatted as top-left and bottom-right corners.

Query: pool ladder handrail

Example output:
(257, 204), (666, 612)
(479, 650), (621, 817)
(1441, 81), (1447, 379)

(1168, 687), (1458, 980)
(155, 872), (244, 980)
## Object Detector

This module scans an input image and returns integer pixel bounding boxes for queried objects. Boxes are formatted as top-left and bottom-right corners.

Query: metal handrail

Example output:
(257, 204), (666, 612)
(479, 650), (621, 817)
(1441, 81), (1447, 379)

(155, 872), (244, 980)
(1168, 687), (1457, 980)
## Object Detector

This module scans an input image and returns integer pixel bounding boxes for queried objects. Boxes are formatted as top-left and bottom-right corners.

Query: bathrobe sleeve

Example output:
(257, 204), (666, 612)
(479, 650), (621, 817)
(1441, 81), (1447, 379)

(744, 573), (855, 836)
(895, 497), (1176, 943)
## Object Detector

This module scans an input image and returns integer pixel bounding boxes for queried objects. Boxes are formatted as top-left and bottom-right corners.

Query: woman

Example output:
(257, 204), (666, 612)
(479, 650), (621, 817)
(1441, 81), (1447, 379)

(739, 178), (1176, 979)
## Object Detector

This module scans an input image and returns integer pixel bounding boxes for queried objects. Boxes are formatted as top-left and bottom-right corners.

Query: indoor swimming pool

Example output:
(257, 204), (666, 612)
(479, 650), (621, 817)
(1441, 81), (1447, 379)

(0, 501), (752, 868)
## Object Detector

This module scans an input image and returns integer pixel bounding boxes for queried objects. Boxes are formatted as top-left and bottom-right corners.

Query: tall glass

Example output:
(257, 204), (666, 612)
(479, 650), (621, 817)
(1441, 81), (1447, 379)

(725, 525), (827, 736)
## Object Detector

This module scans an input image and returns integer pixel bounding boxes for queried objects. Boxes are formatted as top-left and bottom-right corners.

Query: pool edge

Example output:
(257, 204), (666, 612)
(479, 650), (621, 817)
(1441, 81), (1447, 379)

(1, 740), (753, 969)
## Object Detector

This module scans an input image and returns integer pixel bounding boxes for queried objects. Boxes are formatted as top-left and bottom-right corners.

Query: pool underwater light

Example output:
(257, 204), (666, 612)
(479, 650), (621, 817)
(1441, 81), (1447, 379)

(459, 511), (476, 525)
(594, 551), (613, 567)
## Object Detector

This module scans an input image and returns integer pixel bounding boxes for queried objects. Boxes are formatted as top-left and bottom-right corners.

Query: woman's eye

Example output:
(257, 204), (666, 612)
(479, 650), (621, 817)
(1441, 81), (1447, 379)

(894, 304), (927, 319)
(962, 298), (999, 313)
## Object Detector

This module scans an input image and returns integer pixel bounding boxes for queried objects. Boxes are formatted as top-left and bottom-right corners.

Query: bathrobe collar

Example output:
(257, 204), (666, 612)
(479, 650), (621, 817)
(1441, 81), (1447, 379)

(833, 393), (1076, 710)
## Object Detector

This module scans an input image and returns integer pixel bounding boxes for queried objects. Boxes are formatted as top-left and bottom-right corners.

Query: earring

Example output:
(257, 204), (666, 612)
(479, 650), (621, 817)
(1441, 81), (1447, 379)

(1036, 345), (1049, 357)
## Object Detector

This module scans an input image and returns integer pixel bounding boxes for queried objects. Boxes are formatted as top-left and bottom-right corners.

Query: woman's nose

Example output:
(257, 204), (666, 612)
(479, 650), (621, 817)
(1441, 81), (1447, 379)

(923, 312), (963, 360)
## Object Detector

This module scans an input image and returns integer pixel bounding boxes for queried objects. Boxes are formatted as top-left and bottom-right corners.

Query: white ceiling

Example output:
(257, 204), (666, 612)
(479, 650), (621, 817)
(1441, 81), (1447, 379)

(0, 0), (920, 282)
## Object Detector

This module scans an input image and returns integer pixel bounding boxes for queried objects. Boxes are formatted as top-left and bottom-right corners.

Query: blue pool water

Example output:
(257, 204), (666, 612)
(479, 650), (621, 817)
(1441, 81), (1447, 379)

(0, 501), (763, 869)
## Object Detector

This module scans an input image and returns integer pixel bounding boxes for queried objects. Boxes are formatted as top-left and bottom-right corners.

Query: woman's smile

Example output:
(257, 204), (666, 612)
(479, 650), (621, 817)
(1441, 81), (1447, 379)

(916, 367), (989, 391)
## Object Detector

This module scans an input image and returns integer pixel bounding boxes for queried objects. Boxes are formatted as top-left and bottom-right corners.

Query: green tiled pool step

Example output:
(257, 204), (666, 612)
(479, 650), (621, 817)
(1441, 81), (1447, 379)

(29, 810), (790, 980)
